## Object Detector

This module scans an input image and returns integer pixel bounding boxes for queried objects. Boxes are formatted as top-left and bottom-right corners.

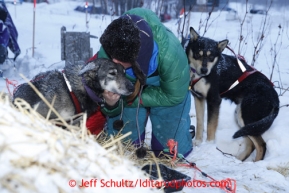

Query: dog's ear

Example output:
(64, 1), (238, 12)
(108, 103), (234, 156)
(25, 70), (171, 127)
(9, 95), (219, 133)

(218, 40), (229, 52)
(189, 27), (199, 41)
(78, 62), (100, 76)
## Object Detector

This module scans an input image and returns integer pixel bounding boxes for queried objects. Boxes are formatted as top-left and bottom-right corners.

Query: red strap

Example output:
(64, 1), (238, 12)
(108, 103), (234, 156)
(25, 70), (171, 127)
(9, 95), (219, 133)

(6, 78), (18, 96)
(70, 92), (82, 114)
(222, 46), (274, 96)
(238, 68), (257, 83)
(190, 77), (202, 87)
(239, 67), (274, 86)
(86, 53), (98, 63)
(220, 68), (258, 96)
(226, 45), (247, 62)
(70, 53), (97, 114)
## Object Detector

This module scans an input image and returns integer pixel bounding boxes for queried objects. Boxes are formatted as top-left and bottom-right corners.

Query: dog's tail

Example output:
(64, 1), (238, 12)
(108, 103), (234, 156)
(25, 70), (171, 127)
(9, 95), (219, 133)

(233, 106), (279, 138)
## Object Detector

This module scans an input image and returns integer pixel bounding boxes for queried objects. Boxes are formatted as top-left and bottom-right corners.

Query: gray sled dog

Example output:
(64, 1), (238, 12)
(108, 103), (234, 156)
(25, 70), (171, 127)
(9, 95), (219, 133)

(186, 27), (279, 161)
(13, 58), (134, 120)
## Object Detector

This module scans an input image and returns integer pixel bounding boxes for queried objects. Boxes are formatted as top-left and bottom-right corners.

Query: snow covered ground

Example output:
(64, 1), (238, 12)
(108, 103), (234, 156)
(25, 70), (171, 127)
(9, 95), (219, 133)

(0, 1), (288, 193)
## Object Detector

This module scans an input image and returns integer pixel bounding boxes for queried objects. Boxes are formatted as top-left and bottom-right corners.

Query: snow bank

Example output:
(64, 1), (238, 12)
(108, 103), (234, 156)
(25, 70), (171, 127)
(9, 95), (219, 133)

(0, 93), (158, 193)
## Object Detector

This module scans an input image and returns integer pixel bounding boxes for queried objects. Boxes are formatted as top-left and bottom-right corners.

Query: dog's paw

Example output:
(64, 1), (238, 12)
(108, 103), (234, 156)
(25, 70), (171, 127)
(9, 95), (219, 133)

(205, 139), (216, 144)
(193, 139), (202, 146)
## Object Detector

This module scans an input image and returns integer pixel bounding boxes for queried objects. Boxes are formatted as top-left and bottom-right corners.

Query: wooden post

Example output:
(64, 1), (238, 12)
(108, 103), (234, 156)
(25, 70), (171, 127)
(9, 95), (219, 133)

(61, 26), (92, 67)
(60, 26), (66, 61)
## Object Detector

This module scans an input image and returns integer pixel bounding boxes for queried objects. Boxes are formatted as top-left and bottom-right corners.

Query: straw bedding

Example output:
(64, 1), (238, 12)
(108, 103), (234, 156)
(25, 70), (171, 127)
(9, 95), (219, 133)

(0, 92), (162, 193)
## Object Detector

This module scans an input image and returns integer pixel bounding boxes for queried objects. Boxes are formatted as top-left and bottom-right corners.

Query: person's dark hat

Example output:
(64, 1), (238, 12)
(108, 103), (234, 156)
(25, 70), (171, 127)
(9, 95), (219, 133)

(100, 14), (154, 85)
(100, 16), (140, 63)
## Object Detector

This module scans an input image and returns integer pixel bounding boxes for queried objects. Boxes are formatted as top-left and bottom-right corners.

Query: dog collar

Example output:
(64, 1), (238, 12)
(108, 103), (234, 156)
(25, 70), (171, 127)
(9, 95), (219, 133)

(189, 67), (203, 87)
(190, 67), (203, 77)
(81, 77), (105, 105)
(190, 67), (197, 73)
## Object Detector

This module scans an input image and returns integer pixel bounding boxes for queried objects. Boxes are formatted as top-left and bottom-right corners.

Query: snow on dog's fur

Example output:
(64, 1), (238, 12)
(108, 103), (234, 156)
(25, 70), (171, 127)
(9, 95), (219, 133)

(13, 58), (134, 120)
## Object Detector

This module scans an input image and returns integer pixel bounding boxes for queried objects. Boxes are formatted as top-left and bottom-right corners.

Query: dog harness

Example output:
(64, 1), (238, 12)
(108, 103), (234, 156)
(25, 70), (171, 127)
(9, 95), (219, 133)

(189, 67), (204, 98)
(220, 60), (257, 96)
(63, 70), (105, 109)
(61, 70), (82, 114)
(189, 67), (203, 87)
(62, 70), (106, 135)
(220, 46), (274, 96)
(189, 46), (271, 97)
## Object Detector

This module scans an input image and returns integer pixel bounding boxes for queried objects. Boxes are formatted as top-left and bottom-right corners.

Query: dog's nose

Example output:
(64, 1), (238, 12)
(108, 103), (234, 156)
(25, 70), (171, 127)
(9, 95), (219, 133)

(127, 82), (135, 92)
(201, 67), (208, 74)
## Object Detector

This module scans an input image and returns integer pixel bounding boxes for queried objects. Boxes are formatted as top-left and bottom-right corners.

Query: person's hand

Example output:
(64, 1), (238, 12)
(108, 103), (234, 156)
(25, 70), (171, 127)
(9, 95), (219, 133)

(102, 90), (120, 107)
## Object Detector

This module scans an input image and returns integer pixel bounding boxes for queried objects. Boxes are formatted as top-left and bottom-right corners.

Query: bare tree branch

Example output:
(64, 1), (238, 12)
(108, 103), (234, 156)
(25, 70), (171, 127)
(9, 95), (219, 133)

(238, 0), (248, 55)
(270, 24), (282, 81)
(250, 0), (273, 66)
(216, 147), (234, 158)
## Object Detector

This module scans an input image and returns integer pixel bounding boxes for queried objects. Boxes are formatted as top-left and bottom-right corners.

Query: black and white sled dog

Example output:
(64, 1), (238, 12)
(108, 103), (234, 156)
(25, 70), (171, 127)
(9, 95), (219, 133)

(13, 58), (134, 120)
(186, 27), (279, 161)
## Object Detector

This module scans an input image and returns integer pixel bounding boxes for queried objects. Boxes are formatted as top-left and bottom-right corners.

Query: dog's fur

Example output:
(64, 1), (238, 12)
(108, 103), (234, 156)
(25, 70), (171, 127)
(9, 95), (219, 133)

(13, 58), (134, 120)
(186, 27), (279, 161)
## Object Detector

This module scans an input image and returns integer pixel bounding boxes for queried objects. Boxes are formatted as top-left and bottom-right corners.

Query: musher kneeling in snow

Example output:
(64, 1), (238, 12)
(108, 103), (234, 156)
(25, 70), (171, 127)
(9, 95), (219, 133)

(91, 8), (193, 157)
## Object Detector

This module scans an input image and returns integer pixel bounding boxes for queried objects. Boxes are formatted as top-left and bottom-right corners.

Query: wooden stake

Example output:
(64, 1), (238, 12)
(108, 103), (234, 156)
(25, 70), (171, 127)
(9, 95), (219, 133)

(32, 0), (36, 57)
(85, 2), (88, 29)
(14, 0), (16, 18)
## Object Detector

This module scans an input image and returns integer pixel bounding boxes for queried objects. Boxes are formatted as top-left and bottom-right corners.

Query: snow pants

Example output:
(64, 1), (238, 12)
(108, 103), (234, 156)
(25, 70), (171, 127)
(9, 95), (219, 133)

(106, 91), (193, 157)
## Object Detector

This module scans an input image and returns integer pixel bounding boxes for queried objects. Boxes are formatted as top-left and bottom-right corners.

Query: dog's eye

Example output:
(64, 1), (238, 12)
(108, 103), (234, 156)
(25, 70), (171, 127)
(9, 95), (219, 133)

(194, 53), (201, 59)
(109, 72), (116, 76)
(108, 69), (117, 76)
(208, 55), (215, 61)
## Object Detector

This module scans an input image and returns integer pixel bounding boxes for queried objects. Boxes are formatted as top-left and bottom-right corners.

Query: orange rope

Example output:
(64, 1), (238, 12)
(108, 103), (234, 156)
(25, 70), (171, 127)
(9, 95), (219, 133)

(5, 78), (18, 96)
